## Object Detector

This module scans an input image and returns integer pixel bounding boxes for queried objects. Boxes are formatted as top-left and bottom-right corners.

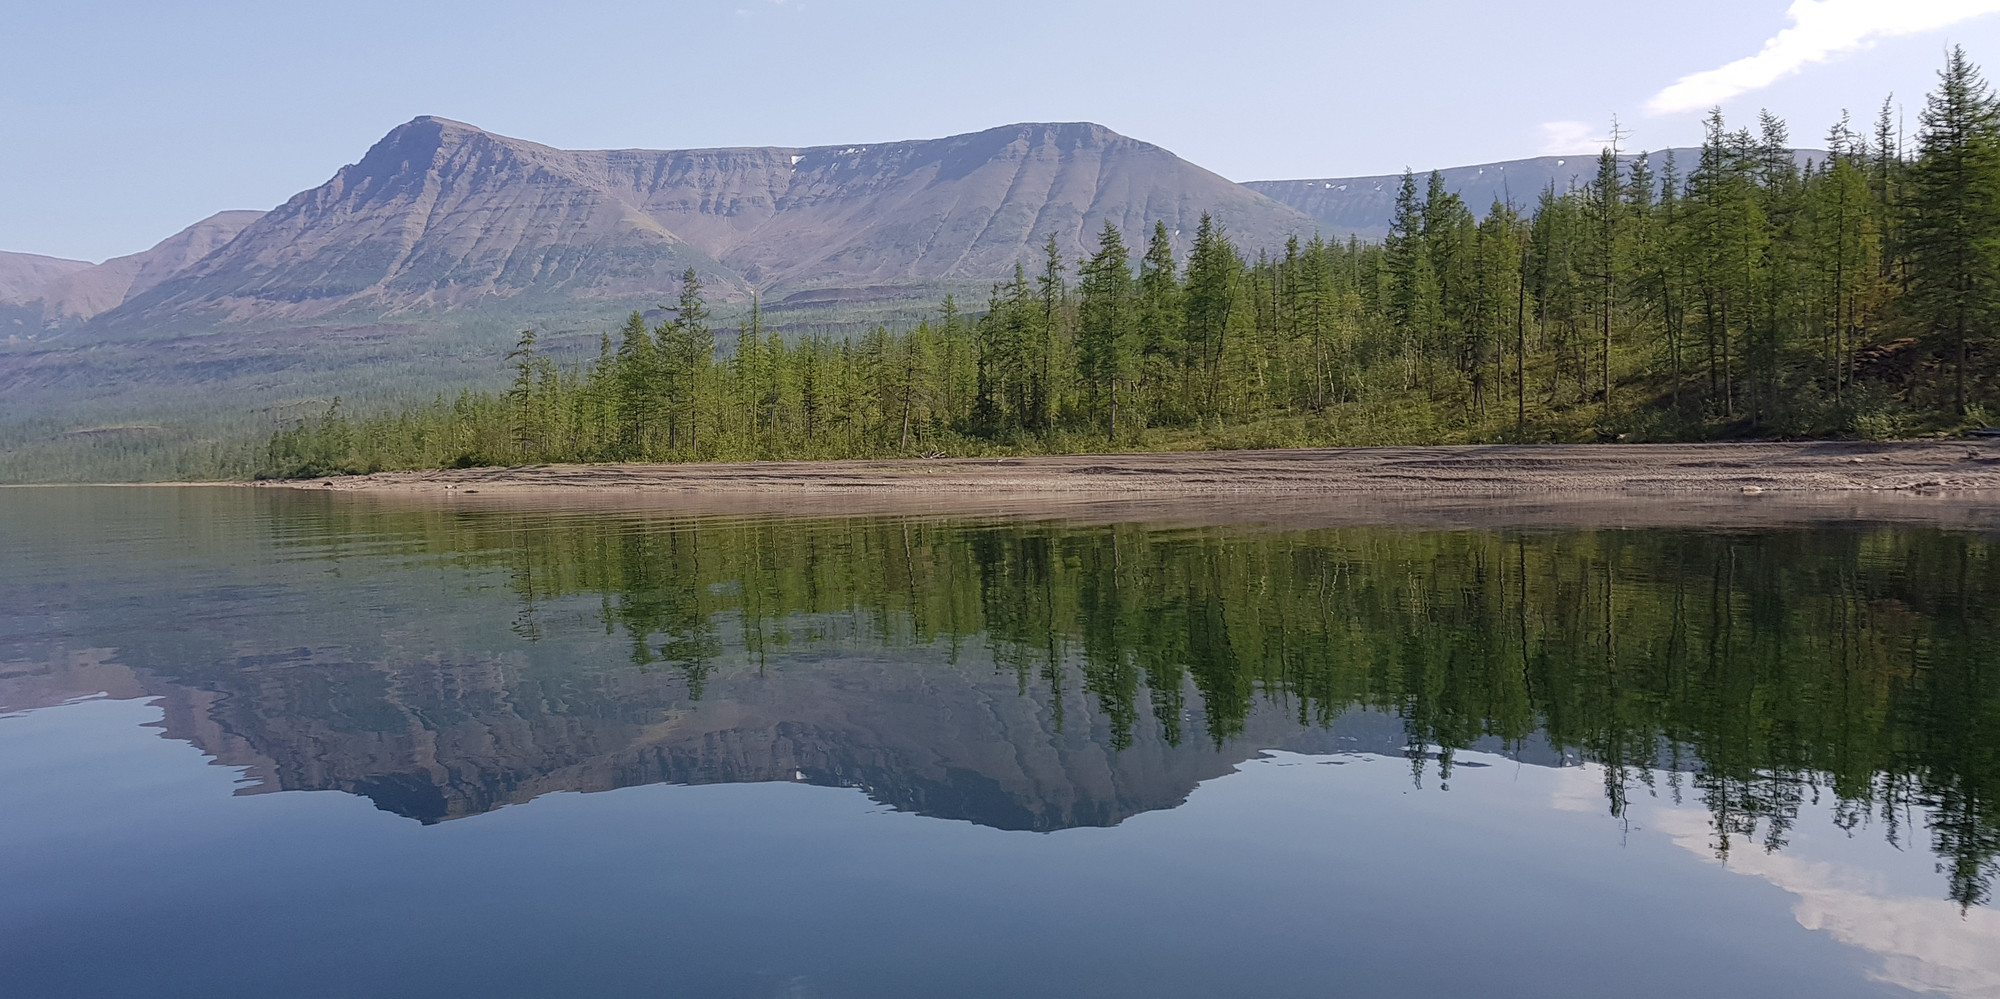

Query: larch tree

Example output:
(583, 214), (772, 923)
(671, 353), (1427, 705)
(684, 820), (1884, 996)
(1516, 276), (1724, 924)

(1078, 221), (1137, 441)
(1906, 46), (2000, 416)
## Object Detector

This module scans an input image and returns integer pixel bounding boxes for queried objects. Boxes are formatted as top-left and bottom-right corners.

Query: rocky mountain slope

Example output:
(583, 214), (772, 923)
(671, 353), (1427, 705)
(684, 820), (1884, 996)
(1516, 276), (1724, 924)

(0, 251), (96, 329)
(87, 117), (1320, 331)
(41, 211), (267, 321)
(1, 213), (265, 332)
(0, 251), (93, 302)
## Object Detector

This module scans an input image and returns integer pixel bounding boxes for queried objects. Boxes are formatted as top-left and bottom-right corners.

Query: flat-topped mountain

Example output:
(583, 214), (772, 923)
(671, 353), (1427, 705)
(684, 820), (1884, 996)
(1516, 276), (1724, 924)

(85, 117), (1318, 330)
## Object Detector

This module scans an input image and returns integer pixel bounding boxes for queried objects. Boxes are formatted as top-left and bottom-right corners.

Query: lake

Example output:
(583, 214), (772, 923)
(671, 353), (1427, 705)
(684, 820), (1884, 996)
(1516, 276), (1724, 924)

(3, 486), (1997, 998)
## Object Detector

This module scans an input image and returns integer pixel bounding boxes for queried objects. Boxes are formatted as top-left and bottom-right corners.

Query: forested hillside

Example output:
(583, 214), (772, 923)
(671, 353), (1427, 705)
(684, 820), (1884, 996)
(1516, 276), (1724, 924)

(260, 50), (2000, 477)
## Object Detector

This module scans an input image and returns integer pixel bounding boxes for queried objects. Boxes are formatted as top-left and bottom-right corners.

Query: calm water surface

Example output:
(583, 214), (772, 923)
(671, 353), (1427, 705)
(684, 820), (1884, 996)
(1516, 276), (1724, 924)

(3, 487), (1997, 998)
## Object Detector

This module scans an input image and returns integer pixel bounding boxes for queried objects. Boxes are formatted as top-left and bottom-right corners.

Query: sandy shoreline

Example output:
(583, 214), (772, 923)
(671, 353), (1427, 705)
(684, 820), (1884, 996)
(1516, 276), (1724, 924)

(232, 441), (2000, 529)
(278, 441), (2000, 497)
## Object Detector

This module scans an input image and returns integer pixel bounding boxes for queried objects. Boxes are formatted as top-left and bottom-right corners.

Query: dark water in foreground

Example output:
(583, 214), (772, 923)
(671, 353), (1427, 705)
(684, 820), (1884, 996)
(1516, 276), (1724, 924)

(3, 487), (1997, 998)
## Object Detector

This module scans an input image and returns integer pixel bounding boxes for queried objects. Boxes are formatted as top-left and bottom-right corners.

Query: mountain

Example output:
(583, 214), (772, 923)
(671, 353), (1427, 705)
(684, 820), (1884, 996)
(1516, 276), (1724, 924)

(93, 117), (1319, 332)
(1247, 148), (1821, 239)
(39, 211), (267, 321)
(0, 251), (92, 302)
(0, 212), (265, 332)
(0, 251), (94, 330)
(1244, 153), (1634, 240)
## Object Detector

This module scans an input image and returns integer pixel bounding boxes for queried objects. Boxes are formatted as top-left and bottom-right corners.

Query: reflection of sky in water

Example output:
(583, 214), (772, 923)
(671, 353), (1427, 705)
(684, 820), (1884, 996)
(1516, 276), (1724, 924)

(3, 697), (1980, 999)
(1541, 765), (2000, 999)
(1661, 806), (2000, 997)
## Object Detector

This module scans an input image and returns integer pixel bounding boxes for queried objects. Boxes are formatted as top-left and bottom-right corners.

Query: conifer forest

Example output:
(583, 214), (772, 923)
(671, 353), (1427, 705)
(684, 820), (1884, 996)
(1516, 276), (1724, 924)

(262, 50), (2000, 477)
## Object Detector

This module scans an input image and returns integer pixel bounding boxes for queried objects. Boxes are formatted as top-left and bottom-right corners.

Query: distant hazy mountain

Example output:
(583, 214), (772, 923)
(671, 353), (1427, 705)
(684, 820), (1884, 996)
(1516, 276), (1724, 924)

(47, 211), (266, 321)
(0, 213), (266, 331)
(1244, 153), (1625, 241)
(1248, 148), (1820, 240)
(0, 251), (93, 303)
(0, 251), (95, 329)
(82, 117), (1319, 332)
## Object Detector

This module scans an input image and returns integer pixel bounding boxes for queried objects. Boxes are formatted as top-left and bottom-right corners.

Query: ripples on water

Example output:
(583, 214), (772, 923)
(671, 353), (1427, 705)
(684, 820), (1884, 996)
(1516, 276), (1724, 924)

(1, 486), (1996, 998)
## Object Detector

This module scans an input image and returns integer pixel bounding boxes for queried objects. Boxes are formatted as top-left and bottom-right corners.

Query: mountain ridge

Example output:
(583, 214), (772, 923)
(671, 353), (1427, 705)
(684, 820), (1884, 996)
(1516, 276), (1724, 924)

(1, 214), (266, 331)
(87, 116), (1320, 332)
(1247, 147), (1823, 239)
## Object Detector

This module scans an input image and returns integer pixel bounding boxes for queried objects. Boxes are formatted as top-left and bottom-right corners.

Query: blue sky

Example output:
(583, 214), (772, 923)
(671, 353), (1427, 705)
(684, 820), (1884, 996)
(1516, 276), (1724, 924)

(7, 0), (2000, 261)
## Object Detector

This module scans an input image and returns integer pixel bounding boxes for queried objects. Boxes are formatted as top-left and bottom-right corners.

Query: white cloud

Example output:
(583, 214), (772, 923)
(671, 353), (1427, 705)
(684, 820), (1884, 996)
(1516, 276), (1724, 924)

(1539, 120), (1606, 155)
(1647, 0), (2000, 114)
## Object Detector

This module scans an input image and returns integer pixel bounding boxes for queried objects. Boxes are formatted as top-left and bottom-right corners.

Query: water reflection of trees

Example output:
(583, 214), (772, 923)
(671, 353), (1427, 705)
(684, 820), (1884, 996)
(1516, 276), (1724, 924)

(303, 504), (2000, 907)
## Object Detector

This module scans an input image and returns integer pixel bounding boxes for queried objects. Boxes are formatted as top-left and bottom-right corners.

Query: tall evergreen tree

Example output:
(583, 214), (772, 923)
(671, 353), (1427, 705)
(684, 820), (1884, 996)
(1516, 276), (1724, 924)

(1078, 221), (1137, 440)
(660, 268), (714, 456)
(1906, 46), (2000, 416)
(1385, 170), (1429, 389)
(1137, 221), (1183, 422)
(1182, 214), (1240, 417)
(613, 310), (656, 458)
(1034, 235), (1068, 432)
(1585, 148), (1624, 415)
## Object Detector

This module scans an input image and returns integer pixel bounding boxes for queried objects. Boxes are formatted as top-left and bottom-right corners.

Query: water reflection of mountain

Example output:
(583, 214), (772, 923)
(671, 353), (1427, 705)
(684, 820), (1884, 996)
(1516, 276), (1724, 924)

(2, 489), (1994, 905)
(13, 647), (1559, 831)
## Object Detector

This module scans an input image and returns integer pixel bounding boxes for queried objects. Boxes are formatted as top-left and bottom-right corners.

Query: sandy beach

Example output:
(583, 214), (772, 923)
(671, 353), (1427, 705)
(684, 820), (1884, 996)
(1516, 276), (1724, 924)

(246, 441), (2000, 529)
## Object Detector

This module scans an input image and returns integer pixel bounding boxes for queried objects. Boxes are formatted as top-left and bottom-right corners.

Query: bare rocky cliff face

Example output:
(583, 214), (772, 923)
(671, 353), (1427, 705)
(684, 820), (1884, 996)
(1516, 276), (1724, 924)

(87, 117), (1319, 331)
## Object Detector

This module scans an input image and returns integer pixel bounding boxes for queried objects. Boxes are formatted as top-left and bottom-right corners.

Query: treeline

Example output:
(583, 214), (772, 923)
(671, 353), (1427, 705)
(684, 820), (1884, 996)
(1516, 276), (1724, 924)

(261, 50), (2000, 477)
